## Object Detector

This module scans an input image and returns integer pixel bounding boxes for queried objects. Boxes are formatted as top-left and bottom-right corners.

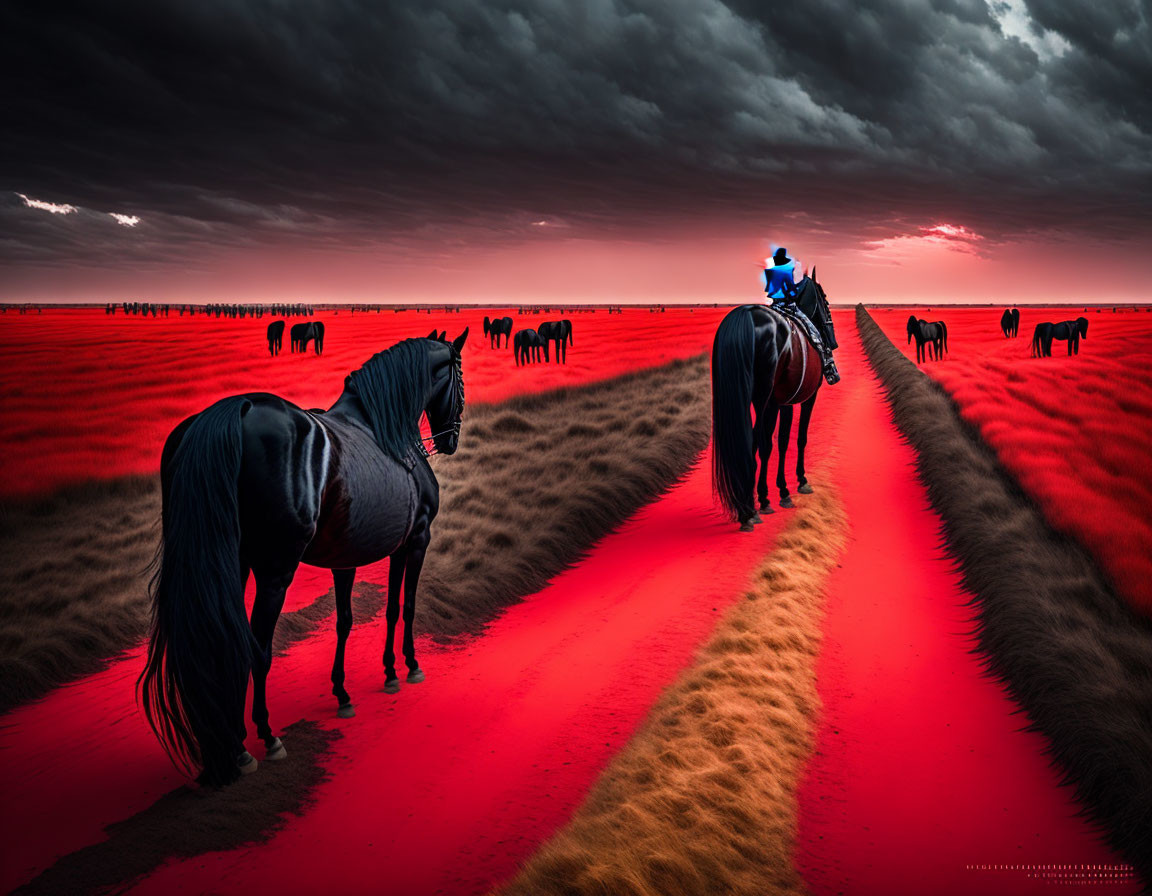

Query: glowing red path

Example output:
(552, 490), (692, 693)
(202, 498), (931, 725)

(795, 321), (1137, 895)
(0, 449), (809, 895)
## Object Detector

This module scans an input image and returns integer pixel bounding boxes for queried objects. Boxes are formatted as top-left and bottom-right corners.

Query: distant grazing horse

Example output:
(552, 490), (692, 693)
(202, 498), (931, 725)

(483, 316), (514, 348)
(266, 320), (285, 356)
(1031, 317), (1088, 357)
(1000, 307), (1020, 338)
(514, 328), (544, 365)
(291, 321), (325, 355)
(140, 331), (468, 785)
(907, 315), (948, 363)
(537, 320), (574, 363)
(712, 271), (839, 530)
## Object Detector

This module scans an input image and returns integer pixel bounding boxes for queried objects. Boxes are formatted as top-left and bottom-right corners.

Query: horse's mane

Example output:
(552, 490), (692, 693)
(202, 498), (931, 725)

(346, 339), (431, 463)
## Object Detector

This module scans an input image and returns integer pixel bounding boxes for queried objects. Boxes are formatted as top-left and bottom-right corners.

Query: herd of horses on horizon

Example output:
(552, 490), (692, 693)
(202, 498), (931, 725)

(905, 307), (1093, 362)
(485, 315), (575, 365)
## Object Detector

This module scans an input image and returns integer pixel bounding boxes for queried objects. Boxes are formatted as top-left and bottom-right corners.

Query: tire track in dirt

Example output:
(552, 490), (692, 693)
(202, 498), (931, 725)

(794, 309), (1140, 895)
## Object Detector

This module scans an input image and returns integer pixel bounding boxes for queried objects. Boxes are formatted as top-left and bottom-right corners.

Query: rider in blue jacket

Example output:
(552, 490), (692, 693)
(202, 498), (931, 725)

(763, 248), (840, 385)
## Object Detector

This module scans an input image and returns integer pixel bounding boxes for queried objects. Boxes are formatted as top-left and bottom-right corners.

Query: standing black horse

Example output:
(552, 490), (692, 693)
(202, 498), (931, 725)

(514, 328), (544, 365)
(537, 320), (574, 363)
(290, 321), (325, 355)
(139, 331), (468, 785)
(266, 320), (285, 356)
(906, 316), (948, 362)
(1031, 317), (1088, 357)
(1000, 307), (1020, 338)
(712, 272), (839, 530)
(483, 316), (514, 348)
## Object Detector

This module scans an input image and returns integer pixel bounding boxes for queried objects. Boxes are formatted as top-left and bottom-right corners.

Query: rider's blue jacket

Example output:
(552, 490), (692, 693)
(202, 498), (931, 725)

(763, 262), (797, 300)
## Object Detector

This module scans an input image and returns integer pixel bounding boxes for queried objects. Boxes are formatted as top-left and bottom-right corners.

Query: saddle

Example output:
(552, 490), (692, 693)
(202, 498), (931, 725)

(765, 305), (824, 404)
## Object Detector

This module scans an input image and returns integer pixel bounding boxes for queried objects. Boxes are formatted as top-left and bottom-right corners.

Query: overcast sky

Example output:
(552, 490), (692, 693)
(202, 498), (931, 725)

(2, 0), (1149, 303)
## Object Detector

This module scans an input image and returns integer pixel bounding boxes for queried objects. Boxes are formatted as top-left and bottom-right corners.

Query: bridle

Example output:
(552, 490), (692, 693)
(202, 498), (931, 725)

(418, 351), (464, 457)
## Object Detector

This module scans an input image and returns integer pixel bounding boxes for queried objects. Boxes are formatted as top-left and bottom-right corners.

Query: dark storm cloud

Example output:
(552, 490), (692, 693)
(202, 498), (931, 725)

(1, 0), (1148, 268)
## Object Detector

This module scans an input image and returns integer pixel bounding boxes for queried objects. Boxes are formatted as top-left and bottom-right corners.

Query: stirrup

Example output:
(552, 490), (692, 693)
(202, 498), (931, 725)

(823, 363), (841, 385)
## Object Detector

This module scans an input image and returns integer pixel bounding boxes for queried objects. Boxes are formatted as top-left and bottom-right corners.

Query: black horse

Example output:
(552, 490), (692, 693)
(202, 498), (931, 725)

(266, 320), (285, 356)
(906, 315), (948, 362)
(514, 328), (544, 365)
(1000, 307), (1020, 338)
(139, 331), (468, 786)
(1031, 318), (1088, 357)
(290, 321), (325, 355)
(712, 272), (839, 530)
(483, 316), (514, 348)
(537, 320), (574, 363)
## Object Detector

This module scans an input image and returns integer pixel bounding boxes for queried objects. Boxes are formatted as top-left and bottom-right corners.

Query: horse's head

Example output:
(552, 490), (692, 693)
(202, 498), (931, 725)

(426, 329), (468, 455)
(804, 271), (838, 351)
(483, 316), (491, 336)
(1077, 317), (1089, 338)
(907, 315), (918, 343)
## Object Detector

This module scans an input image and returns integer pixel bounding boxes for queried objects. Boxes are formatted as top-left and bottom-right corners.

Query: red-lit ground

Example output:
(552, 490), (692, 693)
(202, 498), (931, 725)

(794, 326), (1135, 895)
(871, 307), (1152, 616)
(0, 307), (1141, 894)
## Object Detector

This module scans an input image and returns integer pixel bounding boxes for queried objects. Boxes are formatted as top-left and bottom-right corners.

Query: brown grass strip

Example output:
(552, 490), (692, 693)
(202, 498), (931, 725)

(12, 719), (339, 896)
(0, 355), (710, 714)
(856, 304), (1152, 883)
(497, 485), (847, 896)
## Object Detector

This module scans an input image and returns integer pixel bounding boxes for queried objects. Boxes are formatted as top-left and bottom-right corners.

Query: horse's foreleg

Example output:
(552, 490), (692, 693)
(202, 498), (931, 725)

(776, 405), (795, 507)
(383, 549), (406, 693)
(251, 569), (294, 760)
(401, 542), (429, 682)
(331, 567), (357, 718)
(796, 394), (816, 494)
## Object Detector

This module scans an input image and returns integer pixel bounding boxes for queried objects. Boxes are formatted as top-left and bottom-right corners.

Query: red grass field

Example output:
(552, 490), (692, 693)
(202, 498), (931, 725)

(871, 307), (1152, 617)
(0, 306), (727, 496)
(0, 306), (1143, 894)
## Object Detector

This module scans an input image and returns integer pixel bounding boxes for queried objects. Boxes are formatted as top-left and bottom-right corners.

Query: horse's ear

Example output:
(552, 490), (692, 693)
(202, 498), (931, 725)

(428, 329), (439, 340)
(439, 330), (447, 342)
(811, 265), (816, 281)
(452, 327), (469, 353)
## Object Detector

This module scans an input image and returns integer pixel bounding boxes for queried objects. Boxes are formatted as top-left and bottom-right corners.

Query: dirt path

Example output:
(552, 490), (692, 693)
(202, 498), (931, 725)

(794, 321), (1138, 894)
(0, 446), (813, 895)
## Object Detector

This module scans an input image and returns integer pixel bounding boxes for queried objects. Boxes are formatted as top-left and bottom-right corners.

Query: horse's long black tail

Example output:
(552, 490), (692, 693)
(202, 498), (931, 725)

(941, 321), (948, 355)
(139, 397), (257, 786)
(1031, 326), (1042, 358)
(712, 306), (757, 521)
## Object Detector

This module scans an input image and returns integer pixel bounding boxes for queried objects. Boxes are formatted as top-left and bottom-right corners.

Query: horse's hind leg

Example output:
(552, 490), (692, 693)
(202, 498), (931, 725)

(383, 548), (406, 693)
(331, 567), (357, 718)
(755, 402), (778, 513)
(250, 568), (295, 760)
(776, 405), (795, 507)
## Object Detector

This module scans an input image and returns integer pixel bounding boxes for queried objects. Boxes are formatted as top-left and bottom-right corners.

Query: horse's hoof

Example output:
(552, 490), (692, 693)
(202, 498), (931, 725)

(337, 703), (356, 719)
(798, 483), (814, 495)
(739, 520), (755, 532)
(759, 502), (775, 514)
(265, 737), (287, 761)
(779, 495), (795, 508)
(407, 668), (425, 684)
(238, 752), (258, 775)
(751, 512), (762, 525)
(384, 679), (401, 694)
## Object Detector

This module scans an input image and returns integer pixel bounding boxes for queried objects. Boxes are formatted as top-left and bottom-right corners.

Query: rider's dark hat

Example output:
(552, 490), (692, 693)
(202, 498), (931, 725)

(773, 248), (790, 265)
